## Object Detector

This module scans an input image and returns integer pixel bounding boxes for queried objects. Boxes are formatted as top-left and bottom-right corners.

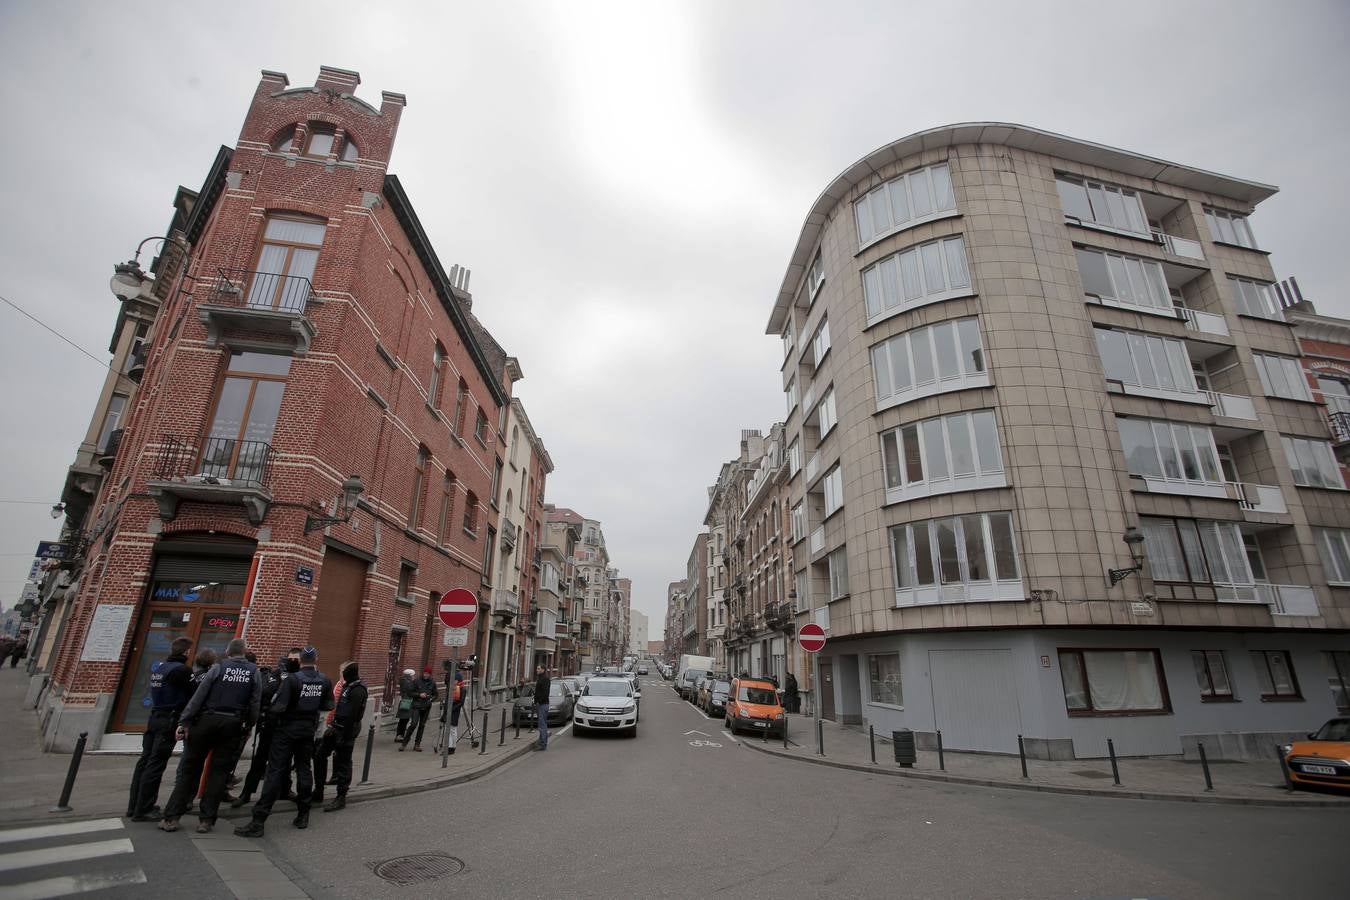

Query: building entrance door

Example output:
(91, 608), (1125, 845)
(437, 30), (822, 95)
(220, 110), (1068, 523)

(309, 547), (367, 668)
(818, 659), (836, 721)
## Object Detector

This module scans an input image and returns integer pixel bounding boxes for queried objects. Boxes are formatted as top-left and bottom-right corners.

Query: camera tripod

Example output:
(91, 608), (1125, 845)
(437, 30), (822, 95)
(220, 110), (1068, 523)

(432, 666), (481, 752)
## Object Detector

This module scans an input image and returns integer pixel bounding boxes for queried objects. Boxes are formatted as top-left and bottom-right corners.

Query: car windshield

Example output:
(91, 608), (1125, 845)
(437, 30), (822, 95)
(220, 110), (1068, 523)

(1313, 719), (1350, 741)
(585, 681), (630, 697)
(684, 670), (707, 682)
(739, 686), (778, 704)
(713, 681), (731, 693)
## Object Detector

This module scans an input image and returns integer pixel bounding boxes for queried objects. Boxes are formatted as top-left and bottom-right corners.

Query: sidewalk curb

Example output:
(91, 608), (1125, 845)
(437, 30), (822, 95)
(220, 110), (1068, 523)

(2, 735), (537, 829)
(740, 737), (1349, 809)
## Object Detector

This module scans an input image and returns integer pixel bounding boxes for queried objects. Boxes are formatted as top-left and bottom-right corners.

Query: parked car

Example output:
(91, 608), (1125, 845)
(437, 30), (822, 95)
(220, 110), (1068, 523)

(725, 677), (785, 737)
(637, 664), (649, 675)
(1283, 718), (1350, 791)
(701, 678), (731, 716)
(677, 668), (708, 701)
(558, 676), (583, 699)
(574, 675), (639, 737)
(512, 681), (575, 727)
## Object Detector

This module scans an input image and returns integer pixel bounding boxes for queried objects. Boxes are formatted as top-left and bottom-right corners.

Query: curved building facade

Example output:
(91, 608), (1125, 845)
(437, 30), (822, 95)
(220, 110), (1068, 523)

(767, 123), (1350, 759)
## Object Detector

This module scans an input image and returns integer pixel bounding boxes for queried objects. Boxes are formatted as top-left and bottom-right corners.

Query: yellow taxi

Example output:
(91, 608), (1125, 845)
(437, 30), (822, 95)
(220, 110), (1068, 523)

(1283, 718), (1350, 791)
(724, 677), (785, 737)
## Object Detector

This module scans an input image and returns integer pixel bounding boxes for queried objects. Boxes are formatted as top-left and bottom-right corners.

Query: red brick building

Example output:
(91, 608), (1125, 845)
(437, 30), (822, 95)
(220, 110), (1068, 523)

(41, 67), (517, 749)
(1281, 284), (1350, 469)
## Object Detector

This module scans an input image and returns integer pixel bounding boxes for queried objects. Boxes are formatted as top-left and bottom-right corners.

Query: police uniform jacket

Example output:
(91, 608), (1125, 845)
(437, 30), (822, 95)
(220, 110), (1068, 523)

(179, 655), (262, 727)
(148, 653), (194, 713)
(271, 665), (335, 724)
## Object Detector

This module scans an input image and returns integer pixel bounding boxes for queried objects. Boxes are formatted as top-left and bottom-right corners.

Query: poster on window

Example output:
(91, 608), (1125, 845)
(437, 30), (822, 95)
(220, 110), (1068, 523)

(80, 604), (134, 662)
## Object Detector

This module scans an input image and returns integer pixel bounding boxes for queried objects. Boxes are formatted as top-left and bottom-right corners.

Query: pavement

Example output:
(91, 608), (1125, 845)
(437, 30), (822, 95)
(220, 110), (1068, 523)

(738, 711), (1350, 807)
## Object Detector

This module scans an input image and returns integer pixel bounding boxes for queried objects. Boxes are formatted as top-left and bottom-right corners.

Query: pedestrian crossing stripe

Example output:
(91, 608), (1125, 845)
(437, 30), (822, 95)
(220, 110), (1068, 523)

(0, 818), (124, 845)
(0, 867), (147, 900)
(0, 837), (135, 873)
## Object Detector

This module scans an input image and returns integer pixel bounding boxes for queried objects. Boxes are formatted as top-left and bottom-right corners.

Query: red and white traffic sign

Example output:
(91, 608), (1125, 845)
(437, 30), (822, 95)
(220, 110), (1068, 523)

(438, 588), (478, 629)
(798, 623), (827, 653)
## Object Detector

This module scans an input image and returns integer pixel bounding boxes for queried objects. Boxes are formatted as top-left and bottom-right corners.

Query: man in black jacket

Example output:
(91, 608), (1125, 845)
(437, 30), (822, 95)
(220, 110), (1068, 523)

(399, 667), (438, 752)
(315, 661), (367, 812)
(127, 636), (194, 821)
(534, 665), (551, 751)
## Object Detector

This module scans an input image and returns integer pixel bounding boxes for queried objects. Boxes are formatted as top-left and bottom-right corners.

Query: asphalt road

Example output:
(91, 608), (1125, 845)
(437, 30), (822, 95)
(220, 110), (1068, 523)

(246, 677), (1349, 899)
(4, 679), (1347, 898)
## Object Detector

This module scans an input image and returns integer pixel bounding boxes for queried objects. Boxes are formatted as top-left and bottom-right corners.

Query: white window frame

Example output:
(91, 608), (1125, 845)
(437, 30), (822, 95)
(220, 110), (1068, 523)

(781, 320), (794, 361)
(1281, 436), (1344, 489)
(785, 378), (798, 417)
(788, 439), (801, 477)
(807, 250), (825, 299)
(823, 465), (844, 518)
(1314, 528), (1350, 585)
(827, 546), (849, 600)
(1139, 516), (1255, 597)
(1055, 174), (1149, 236)
(1253, 353), (1313, 401)
(96, 393), (128, 453)
(794, 569), (809, 613)
(1227, 276), (1282, 320)
(880, 410), (1005, 504)
(890, 512), (1022, 606)
(817, 387), (837, 437)
(1095, 328), (1202, 403)
(861, 235), (973, 326)
(810, 318), (832, 370)
(854, 162), (957, 248)
(1075, 247), (1171, 312)
(1204, 207), (1258, 249)
(1118, 417), (1226, 497)
(872, 317), (988, 410)
(790, 501), (806, 544)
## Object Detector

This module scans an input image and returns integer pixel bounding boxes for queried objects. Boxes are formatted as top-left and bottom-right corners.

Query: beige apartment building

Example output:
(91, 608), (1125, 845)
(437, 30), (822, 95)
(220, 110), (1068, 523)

(768, 123), (1350, 759)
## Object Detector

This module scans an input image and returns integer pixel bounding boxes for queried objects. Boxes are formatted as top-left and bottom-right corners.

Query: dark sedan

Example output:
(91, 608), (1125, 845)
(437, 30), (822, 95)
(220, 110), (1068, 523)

(512, 682), (574, 727)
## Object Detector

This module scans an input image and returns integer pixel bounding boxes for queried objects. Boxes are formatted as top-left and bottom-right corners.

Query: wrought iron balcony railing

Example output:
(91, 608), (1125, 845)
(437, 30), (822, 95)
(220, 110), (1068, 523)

(1328, 410), (1350, 445)
(151, 435), (276, 488)
(209, 267), (317, 314)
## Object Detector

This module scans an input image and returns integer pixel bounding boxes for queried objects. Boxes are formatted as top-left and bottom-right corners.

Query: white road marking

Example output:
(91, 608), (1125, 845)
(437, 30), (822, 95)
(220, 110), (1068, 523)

(0, 819), (124, 845)
(721, 730), (738, 744)
(683, 729), (710, 736)
(0, 868), (147, 900)
(688, 739), (723, 748)
(0, 838), (135, 873)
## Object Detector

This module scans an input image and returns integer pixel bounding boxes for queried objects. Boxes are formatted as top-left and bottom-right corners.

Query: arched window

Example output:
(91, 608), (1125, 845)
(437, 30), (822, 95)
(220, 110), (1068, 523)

(303, 123), (336, 158)
(271, 125), (297, 153)
(510, 426), (520, 464)
(1316, 371), (1350, 414)
(438, 470), (455, 545)
(341, 135), (359, 162)
(410, 445), (429, 527)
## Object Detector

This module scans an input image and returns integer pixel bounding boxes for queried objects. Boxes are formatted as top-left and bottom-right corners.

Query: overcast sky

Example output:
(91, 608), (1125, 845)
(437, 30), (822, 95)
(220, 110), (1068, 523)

(1, 0), (1347, 640)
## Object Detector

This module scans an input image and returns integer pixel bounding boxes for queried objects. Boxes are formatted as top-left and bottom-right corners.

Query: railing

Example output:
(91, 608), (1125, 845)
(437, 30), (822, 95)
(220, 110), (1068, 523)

(1175, 306), (1230, 337)
(1153, 230), (1204, 260)
(209, 267), (316, 314)
(805, 451), (820, 483)
(98, 428), (124, 468)
(1233, 482), (1287, 515)
(500, 519), (517, 551)
(809, 526), (825, 554)
(1205, 391), (1257, 420)
(1327, 410), (1350, 444)
(494, 589), (519, 616)
(802, 383), (816, 414)
(1255, 583), (1319, 617)
(151, 435), (276, 488)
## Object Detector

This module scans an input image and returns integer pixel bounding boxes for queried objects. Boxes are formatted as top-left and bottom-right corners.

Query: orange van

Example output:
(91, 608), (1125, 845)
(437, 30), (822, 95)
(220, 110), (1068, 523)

(724, 677), (785, 737)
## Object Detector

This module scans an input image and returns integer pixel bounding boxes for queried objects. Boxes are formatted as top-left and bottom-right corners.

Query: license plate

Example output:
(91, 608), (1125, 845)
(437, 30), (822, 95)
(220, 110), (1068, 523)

(594, 716), (614, 723)
(753, 721), (767, 728)
(1302, 764), (1337, 775)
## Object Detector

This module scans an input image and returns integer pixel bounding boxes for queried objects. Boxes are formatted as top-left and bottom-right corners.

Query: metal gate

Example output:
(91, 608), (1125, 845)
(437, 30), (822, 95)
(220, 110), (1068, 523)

(928, 649), (1022, 753)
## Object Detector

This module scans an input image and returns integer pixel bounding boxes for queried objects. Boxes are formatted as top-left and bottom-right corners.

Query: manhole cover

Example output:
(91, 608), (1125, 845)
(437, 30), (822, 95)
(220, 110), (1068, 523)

(1071, 769), (1114, 780)
(370, 854), (465, 885)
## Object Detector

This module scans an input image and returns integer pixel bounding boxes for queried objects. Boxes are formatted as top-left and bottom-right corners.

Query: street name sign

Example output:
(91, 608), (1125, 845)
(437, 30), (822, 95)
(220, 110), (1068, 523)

(438, 589), (478, 629)
(798, 623), (827, 653)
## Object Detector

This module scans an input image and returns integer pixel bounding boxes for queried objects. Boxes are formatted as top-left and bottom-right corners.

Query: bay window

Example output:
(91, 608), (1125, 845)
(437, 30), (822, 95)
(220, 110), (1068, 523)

(1253, 353), (1313, 401)
(1058, 649), (1168, 714)
(1055, 175), (1149, 235)
(823, 465), (844, 517)
(1228, 276), (1281, 320)
(1095, 329), (1198, 398)
(854, 163), (957, 246)
(1204, 207), (1258, 249)
(890, 512), (1021, 606)
(861, 236), (972, 323)
(1281, 436), (1343, 488)
(1118, 418), (1223, 489)
(1075, 247), (1170, 312)
(1138, 517), (1252, 587)
(880, 410), (1004, 502)
(872, 317), (987, 409)
(1314, 528), (1350, 584)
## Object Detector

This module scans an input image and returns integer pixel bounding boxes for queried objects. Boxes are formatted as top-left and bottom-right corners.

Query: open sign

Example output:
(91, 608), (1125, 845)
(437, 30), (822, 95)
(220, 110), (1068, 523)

(207, 616), (238, 629)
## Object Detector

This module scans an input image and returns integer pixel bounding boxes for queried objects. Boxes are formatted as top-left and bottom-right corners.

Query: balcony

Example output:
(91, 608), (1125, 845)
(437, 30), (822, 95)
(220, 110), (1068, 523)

(500, 520), (517, 553)
(197, 267), (318, 356)
(569, 621), (581, 635)
(1152, 230), (1204, 261)
(97, 429), (123, 469)
(125, 346), (147, 383)
(1327, 410), (1350, 446)
(493, 589), (519, 622)
(1255, 583), (1319, 617)
(1175, 306), (1230, 338)
(809, 525), (825, 555)
(706, 623), (727, 640)
(145, 435), (275, 525)
(764, 601), (793, 632)
(1205, 391), (1257, 422)
(805, 451), (820, 483)
(1231, 482), (1288, 516)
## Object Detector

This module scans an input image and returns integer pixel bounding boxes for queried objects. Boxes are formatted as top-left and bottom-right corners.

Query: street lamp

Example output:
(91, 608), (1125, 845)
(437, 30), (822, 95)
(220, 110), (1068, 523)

(110, 236), (183, 302)
(304, 475), (366, 534)
(1108, 527), (1147, 586)
(50, 502), (66, 520)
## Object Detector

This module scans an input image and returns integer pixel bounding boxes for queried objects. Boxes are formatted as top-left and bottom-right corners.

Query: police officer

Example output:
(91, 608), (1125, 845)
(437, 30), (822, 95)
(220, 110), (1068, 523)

(315, 660), (367, 812)
(127, 636), (194, 821)
(159, 639), (260, 833)
(231, 652), (293, 808)
(236, 646), (333, 837)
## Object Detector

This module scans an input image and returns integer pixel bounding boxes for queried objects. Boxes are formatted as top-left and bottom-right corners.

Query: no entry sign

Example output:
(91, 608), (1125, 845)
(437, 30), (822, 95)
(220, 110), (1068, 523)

(798, 623), (827, 653)
(438, 588), (478, 629)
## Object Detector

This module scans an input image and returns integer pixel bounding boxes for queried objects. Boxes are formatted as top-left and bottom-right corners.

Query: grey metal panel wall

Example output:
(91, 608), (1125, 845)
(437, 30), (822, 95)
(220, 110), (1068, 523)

(927, 648), (1022, 753)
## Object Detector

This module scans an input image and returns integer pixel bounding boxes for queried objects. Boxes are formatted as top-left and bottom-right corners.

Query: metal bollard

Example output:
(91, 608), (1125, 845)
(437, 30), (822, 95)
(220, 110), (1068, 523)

(1197, 741), (1214, 792)
(937, 730), (945, 771)
(480, 712), (488, 755)
(360, 724), (376, 783)
(869, 726), (876, 765)
(816, 719), (824, 757)
(499, 709), (506, 747)
(1276, 744), (1294, 792)
(514, 712), (521, 740)
(51, 732), (88, 813)
(1107, 737), (1120, 785)
(783, 715), (789, 750)
(1017, 735), (1029, 780)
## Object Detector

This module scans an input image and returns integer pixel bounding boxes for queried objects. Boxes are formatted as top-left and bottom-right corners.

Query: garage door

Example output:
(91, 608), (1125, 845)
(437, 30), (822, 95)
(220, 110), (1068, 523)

(309, 548), (367, 667)
(928, 649), (1022, 754)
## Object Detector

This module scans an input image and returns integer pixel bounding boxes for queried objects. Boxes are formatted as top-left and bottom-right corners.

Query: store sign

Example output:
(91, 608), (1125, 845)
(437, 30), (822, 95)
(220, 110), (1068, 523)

(80, 604), (134, 662)
(35, 541), (67, 560)
(206, 615), (239, 630)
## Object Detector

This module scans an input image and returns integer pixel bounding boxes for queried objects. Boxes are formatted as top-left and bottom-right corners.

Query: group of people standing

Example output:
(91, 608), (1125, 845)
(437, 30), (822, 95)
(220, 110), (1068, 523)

(0, 632), (28, 669)
(126, 636), (367, 837)
(394, 662), (467, 752)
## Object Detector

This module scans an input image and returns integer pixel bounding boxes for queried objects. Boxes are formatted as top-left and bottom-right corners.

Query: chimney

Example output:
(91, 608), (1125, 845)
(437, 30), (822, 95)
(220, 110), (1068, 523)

(315, 65), (361, 95)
